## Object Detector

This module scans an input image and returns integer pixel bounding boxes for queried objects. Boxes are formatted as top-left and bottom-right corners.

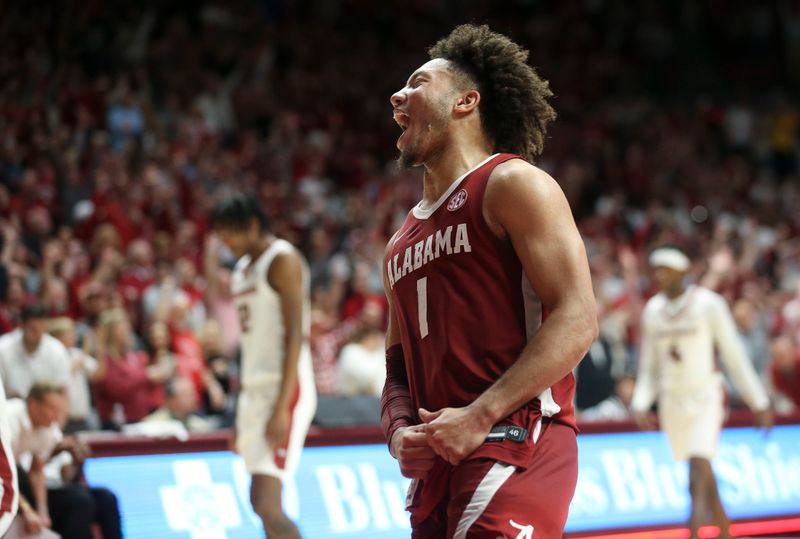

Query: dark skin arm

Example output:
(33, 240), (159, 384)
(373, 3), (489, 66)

(264, 248), (306, 449)
(420, 159), (598, 465)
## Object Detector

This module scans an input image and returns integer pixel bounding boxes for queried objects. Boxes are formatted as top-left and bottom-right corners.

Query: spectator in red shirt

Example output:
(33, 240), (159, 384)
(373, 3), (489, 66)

(770, 335), (800, 410)
(0, 275), (26, 334)
(117, 238), (156, 310)
(91, 309), (156, 429)
(166, 295), (225, 414)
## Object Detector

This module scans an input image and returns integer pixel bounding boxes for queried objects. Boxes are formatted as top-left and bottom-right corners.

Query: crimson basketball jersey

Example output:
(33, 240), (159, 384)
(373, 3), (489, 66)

(386, 153), (577, 520)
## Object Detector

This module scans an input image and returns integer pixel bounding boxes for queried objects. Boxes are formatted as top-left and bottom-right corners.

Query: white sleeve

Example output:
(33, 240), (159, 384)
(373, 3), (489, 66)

(82, 352), (99, 376)
(709, 294), (770, 411)
(631, 311), (659, 412)
(54, 341), (71, 387)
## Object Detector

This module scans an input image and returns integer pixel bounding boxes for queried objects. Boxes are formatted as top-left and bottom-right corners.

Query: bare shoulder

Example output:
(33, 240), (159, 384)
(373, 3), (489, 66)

(268, 243), (305, 290)
(484, 158), (571, 237)
(487, 158), (562, 197)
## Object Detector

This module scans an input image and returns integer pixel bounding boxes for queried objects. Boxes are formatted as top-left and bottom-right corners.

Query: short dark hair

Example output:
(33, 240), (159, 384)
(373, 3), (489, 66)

(429, 24), (556, 163)
(21, 303), (49, 322)
(211, 193), (269, 232)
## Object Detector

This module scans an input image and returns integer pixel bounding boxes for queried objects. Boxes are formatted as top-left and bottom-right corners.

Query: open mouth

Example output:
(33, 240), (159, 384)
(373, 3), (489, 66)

(393, 110), (410, 131)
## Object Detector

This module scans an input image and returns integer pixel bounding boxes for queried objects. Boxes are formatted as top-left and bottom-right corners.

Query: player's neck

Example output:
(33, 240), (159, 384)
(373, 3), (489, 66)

(421, 139), (492, 204)
(248, 235), (274, 260)
(665, 282), (688, 299)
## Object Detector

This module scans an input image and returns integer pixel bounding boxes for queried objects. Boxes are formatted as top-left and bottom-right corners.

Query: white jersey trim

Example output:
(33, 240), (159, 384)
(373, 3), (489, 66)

(453, 461), (515, 539)
(411, 154), (499, 220)
(538, 387), (562, 417)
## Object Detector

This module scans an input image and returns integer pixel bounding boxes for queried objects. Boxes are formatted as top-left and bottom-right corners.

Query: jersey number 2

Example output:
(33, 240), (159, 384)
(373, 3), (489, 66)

(417, 277), (429, 339)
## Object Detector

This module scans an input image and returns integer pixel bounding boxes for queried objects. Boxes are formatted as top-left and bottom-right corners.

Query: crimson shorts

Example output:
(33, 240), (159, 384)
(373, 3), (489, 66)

(412, 421), (578, 539)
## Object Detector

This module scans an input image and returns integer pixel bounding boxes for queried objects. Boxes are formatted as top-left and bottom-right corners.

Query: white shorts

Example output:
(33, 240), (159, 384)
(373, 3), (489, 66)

(659, 383), (724, 461)
(236, 360), (316, 481)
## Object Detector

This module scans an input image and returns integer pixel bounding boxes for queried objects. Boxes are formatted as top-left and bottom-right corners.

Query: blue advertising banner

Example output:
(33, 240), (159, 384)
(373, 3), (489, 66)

(569, 426), (800, 532)
(83, 425), (800, 538)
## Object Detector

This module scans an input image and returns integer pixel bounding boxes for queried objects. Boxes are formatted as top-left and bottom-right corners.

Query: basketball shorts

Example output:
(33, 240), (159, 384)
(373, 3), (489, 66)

(235, 363), (316, 481)
(412, 421), (578, 539)
(659, 384), (724, 461)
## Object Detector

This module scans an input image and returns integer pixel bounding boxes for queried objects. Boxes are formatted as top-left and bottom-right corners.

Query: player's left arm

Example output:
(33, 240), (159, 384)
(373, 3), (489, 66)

(265, 249), (307, 449)
(420, 159), (598, 464)
(708, 293), (772, 428)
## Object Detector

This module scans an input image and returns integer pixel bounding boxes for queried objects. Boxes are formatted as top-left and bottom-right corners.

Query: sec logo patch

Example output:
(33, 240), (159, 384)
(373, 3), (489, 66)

(447, 189), (468, 211)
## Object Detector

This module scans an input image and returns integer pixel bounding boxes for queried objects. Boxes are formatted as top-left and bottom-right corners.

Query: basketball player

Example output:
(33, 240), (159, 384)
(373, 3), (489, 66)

(382, 25), (597, 538)
(0, 379), (19, 536)
(632, 247), (772, 539)
(212, 194), (317, 539)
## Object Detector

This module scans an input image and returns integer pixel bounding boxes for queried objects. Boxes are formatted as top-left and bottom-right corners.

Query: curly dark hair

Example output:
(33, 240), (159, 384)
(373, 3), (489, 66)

(211, 192), (270, 232)
(428, 24), (556, 162)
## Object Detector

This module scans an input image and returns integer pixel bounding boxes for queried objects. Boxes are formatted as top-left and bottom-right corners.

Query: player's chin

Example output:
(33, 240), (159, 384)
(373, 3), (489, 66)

(396, 150), (420, 169)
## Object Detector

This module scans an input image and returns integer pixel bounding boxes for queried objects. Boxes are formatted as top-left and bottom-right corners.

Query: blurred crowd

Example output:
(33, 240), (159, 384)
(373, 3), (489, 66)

(1, 0), (800, 441)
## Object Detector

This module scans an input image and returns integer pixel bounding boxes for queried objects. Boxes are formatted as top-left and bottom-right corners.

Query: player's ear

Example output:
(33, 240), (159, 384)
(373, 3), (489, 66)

(454, 89), (480, 115)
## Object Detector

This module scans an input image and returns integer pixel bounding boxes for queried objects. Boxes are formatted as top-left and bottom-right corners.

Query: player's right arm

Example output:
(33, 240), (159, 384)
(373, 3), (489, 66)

(708, 292), (772, 430)
(381, 234), (436, 479)
(631, 305), (658, 430)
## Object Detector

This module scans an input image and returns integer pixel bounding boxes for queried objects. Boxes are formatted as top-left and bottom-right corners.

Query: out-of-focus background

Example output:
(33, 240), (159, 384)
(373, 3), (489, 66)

(1, 1), (799, 538)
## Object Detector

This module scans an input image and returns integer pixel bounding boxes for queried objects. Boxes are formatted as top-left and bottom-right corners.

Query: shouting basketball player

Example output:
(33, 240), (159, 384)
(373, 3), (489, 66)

(381, 25), (597, 538)
(212, 194), (316, 539)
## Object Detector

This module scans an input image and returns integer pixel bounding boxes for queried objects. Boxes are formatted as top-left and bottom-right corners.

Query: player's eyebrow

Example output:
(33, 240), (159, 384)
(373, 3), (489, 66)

(406, 70), (431, 86)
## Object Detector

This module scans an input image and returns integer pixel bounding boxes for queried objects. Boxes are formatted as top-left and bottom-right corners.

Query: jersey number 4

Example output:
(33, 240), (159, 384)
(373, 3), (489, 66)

(417, 277), (429, 339)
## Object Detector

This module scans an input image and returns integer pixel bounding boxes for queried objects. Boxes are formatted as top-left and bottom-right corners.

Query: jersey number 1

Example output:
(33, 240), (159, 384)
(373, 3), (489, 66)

(417, 277), (429, 339)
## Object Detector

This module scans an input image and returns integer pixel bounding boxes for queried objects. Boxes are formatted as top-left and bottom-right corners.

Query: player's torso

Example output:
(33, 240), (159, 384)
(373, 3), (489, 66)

(388, 155), (526, 407)
(645, 287), (720, 392)
(387, 154), (576, 446)
(231, 240), (309, 388)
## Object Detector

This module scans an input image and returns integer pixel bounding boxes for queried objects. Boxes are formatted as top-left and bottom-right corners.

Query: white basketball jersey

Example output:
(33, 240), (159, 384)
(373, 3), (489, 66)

(231, 239), (312, 390)
(632, 285), (769, 412)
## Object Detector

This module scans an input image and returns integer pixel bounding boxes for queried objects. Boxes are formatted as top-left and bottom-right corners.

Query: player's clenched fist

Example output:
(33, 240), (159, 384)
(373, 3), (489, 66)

(419, 406), (490, 466)
(390, 424), (437, 478)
